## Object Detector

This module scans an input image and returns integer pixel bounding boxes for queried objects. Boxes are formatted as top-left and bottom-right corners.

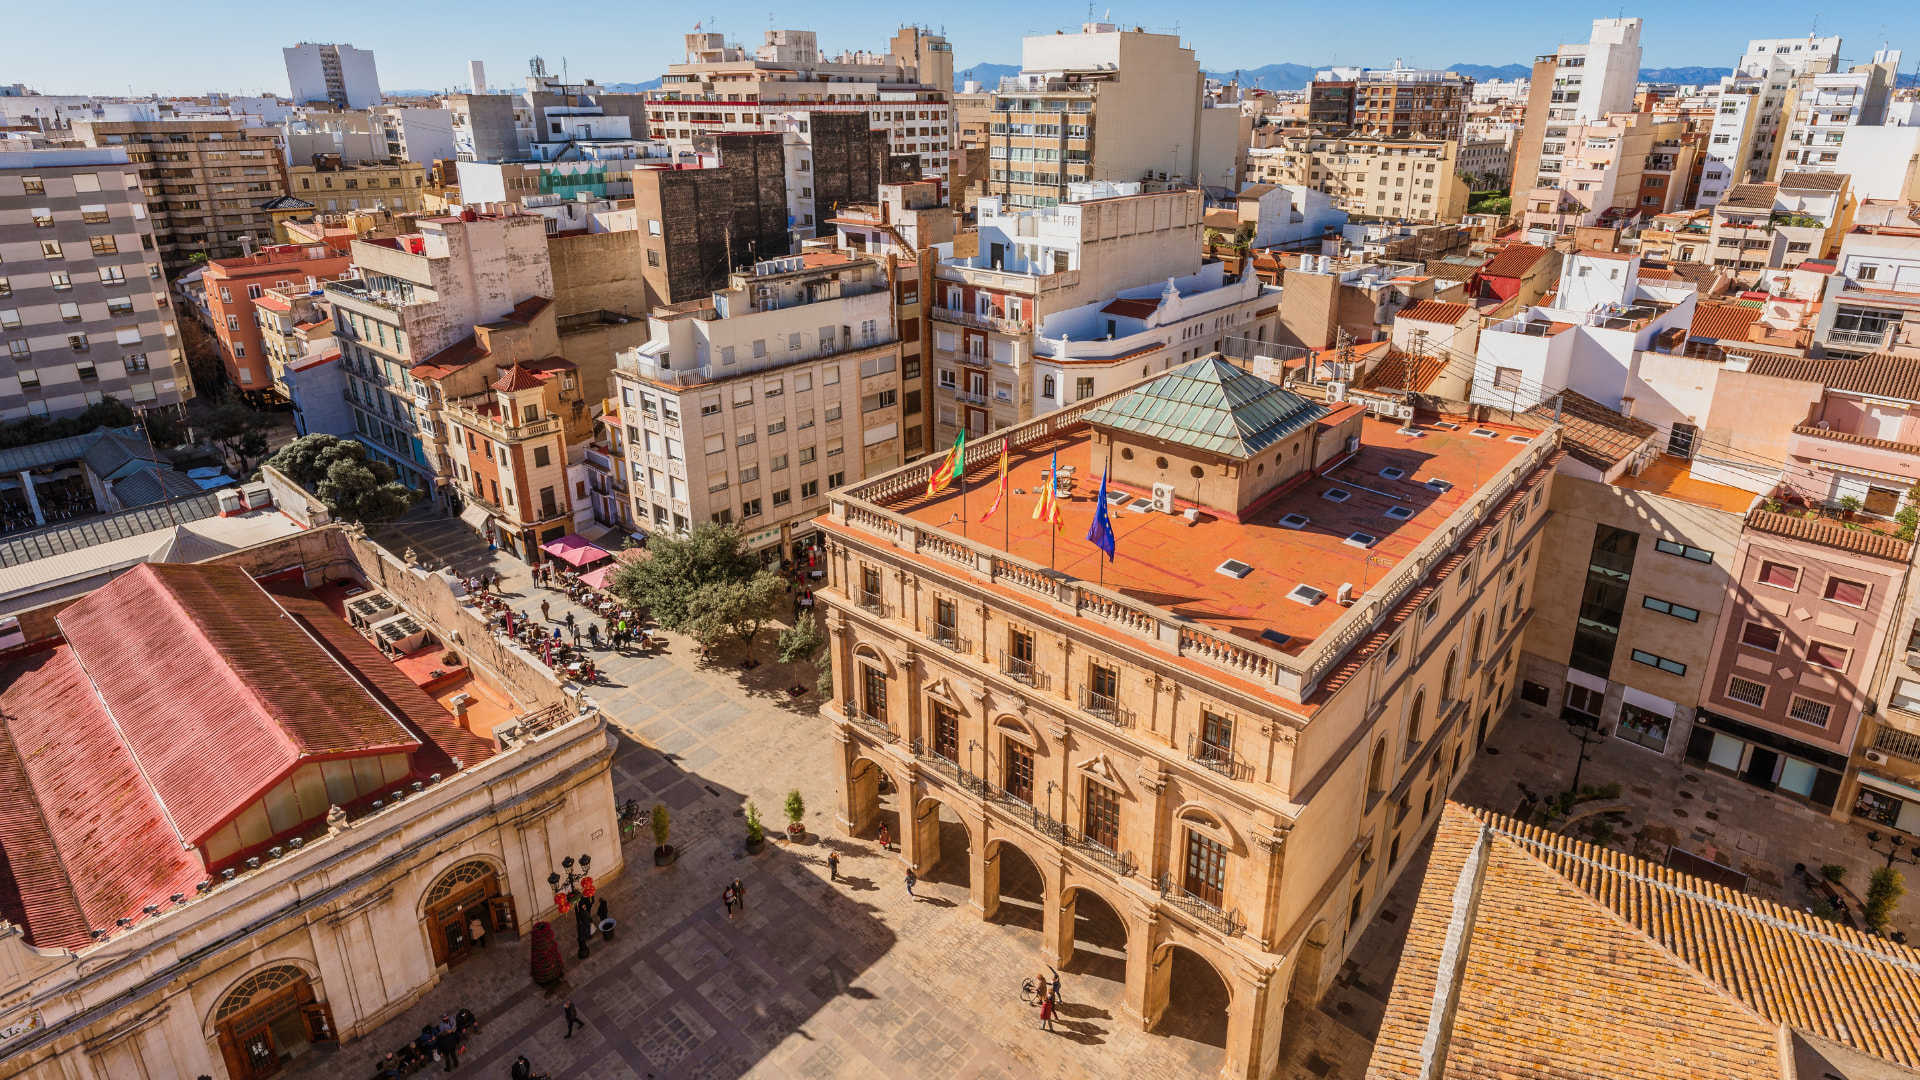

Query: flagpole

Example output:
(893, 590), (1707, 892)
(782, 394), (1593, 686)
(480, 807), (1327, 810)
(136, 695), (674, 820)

(959, 442), (969, 539)
(1002, 438), (1011, 553)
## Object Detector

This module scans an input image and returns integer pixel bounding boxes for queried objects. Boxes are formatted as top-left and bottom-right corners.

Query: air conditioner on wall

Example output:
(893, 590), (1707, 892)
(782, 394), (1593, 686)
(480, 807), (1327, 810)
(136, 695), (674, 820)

(1865, 749), (1889, 765)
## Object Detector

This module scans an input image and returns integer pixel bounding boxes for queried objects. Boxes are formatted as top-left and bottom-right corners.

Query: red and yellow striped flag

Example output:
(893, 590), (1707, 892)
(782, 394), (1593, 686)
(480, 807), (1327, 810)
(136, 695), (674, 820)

(1032, 450), (1063, 531)
(926, 432), (965, 497)
(979, 441), (1010, 522)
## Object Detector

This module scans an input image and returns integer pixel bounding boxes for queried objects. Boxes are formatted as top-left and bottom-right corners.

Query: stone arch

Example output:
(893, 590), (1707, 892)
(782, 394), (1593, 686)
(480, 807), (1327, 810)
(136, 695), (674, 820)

(913, 793), (972, 886)
(986, 832), (1050, 930)
(415, 854), (509, 920)
(1366, 737), (1388, 798)
(1173, 801), (1239, 852)
(205, 960), (323, 1035)
(1060, 879), (1131, 979)
(993, 712), (1044, 751)
(1149, 937), (1234, 1050)
(205, 958), (337, 1077)
(1407, 688), (1427, 746)
(852, 641), (896, 678)
(1287, 919), (1333, 1004)
(844, 750), (905, 842)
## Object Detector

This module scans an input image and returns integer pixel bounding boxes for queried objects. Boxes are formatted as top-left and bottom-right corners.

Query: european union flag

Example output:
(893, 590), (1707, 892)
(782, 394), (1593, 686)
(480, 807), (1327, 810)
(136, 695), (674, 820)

(1086, 461), (1116, 561)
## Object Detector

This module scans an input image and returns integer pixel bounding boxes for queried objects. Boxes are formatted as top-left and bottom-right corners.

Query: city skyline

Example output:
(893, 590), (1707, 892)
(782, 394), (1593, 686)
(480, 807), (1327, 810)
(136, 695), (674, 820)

(6, 0), (1920, 97)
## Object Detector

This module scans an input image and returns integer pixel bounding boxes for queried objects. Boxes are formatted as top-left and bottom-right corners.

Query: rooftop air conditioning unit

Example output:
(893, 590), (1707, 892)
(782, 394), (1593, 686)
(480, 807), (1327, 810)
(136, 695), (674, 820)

(1336, 582), (1355, 606)
(1150, 482), (1176, 513)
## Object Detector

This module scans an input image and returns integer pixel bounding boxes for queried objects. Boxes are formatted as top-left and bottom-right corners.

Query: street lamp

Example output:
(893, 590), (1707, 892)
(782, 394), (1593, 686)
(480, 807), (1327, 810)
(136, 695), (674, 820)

(1563, 713), (1607, 800)
(1866, 830), (1920, 871)
(548, 853), (597, 959)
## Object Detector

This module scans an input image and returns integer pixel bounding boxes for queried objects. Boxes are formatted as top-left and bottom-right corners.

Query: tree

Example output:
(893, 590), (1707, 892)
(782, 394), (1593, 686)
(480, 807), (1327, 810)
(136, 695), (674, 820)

(784, 789), (805, 831)
(778, 611), (826, 664)
(192, 394), (273, 473)
(1865, 867), (1906, 936)
(610, 522), (758, 631)
(682, 570), (788, 651)
(264, 433), (415, 523)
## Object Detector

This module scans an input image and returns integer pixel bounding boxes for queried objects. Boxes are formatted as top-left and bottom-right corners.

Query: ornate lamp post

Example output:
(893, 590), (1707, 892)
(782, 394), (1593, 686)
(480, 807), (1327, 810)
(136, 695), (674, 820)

(548, 853), (596, 959)
(1866, 830), (1920, 871)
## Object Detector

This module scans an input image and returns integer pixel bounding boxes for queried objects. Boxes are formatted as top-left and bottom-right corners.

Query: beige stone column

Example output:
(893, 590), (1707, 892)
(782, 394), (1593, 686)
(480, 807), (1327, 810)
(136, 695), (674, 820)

(839, 733), (881, 839)
(1221, 963), (1275, 1080)
(972, 827), (1000, 919)
(1046, 882), (1077, 968)
(1124, 904), (1164, 1027)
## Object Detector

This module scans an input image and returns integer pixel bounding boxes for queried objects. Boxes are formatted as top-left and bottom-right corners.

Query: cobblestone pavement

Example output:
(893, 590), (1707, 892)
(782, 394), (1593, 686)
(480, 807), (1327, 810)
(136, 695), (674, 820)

(297, 515), (1367, 1079)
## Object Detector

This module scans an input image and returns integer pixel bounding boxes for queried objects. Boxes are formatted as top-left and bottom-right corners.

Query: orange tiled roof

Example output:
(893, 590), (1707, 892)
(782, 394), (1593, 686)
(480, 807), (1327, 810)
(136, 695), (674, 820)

(1690, 301), (1763, 341)
(1744, 353), (1920, 402)
(1395, 300), (1471, 325)
(1367, 802), (1920, 1079)
(1745, 508), (1914, 562)
(1357, 349), (1447, 393)
(1479, 243), (1549, 278)
(491, 364), (544, 392)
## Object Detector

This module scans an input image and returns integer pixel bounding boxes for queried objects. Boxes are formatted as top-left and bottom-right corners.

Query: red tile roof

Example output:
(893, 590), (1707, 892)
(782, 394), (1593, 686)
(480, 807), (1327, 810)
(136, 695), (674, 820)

(54, 564), (423, 845)
(1395, 300), (1471, 325)
(1690, 301), (1763, 341)
(1358, 349), (1448, 393)
(1100, 296), (1163, 320)
(1480, 243), (1549, 278)
(1745, 508), (1913, 562)
(1744, 353), (1920, 402)
(492, 363), (545, 392)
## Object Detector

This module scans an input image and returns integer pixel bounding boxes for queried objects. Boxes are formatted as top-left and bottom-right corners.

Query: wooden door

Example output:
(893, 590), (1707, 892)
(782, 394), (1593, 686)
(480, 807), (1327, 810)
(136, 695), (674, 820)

(301, 1002), (337, 1044)
(440, 912), (470, 967)
(489, 894), (520, 938)
(238, 1022), (280, 1079)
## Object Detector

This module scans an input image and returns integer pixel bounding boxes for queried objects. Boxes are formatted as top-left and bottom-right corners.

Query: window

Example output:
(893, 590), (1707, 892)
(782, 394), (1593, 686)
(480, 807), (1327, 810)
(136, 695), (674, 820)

(1787, 695), (1832, 728)
(800, 479), (818, 499)
(1084, 782), (1119, 851)
(1740, 621), (1781, 652)
(89, 235), (118, 255)
(1183, 830), (1227, 906)
(1565, 683), (1605, 718)
(1493, 366), (1523, 390)
(798, 446), (816, 465)
(861, 665), (888, 722)
(1757, 560), (1799, 590)
(1004, 741), (1034, 803)
(770, 453), (788, 471)
(1655, 538), (1712, 562)
(1520, 680), (1550, 706)
(41, 240), (62, 259)
(1641, 596), (1699, 621)
(1614, 702), (1670, 753)
(932, 704), (959, 761)
(49, 272), (70, 291)
(1806, 641), (1849, 671)
(738, 465), (758, 483)
(1824, 577), (1869, 607)
(1199, 711), (1234, 764)
(21, 176), (43, 195)
(99, 266), (125, 285)
(1629, 649), (1685, 675)
(1725, 676), (1767, 707)
(1075, 377), (1095, 401)
(741, 498), (762, 518)
(771, 489), (791, 508)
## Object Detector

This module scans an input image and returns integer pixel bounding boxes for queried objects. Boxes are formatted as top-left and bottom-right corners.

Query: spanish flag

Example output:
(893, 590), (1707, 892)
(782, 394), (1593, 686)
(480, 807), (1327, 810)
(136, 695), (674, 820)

(927, 432), (965, 497)
(1032, 450), (1063, 530)
(979, 440), (1010, 522)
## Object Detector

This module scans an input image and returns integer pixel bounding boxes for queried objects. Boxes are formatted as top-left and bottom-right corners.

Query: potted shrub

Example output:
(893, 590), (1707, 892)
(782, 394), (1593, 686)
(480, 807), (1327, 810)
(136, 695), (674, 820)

(784, 789), (806, 841)
(650, 803), (675, 866)
(744, 802), (765, 854)
(528, 921), (564, 988)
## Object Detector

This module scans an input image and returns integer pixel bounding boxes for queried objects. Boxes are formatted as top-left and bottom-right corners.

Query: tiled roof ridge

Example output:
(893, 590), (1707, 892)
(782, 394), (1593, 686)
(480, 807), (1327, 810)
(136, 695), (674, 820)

(0, 715), (94, 945)
(1745, 508), (1914, 562)
(1476, 807), (1920, 972)
(1792, 423), (1920, 456)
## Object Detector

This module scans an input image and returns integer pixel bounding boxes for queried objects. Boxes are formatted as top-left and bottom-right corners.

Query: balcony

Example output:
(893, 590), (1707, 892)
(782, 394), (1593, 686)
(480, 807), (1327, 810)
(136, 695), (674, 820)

(1826, 326), (1892, 351)
(1874, 726), (1920, 765)
(841, 699), (896, 743)
(1078, 686), (1134, 728)
(999, 650), (1048, 689)
(1156, 874), (1244, 936)
(447, 396), (562, 443)
(939, 307), (1034, 336)
(925, 618), (968, 653)
(1187, 737), (1253, 781)
(1067, 832), (1137, 877)
(858, 589), (888, 617)
(1788, 424), (1920, 483)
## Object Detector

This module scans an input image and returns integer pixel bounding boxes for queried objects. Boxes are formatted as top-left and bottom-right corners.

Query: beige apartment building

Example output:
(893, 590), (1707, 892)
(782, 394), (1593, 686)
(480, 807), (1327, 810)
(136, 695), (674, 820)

(610, 250), (903, 553)
(71, 118), (289, 270)
(987, 23), (1244, 208)
(288, 159), (427, 215)
(819, 356), (1560, 1078)
(1245, 136), (1469, 223)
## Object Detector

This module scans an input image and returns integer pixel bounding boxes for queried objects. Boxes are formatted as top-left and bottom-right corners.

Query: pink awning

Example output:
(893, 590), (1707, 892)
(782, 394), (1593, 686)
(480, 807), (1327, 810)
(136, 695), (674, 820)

(540, 535), (611, 568)
(580, 565), (615, 591)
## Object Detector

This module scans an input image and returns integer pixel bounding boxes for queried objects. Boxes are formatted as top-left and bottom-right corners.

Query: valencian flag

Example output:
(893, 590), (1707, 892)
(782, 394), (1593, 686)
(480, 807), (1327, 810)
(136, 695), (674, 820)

(979, 441), (1010, 522)
(1033, 451), (1064, 530)
(927, 432), (965, 496)
(1086, 460), (1116, 560)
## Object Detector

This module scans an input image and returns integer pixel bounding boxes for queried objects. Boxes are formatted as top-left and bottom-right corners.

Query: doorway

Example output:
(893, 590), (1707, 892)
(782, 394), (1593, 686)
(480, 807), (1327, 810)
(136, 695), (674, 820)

(214, 965), (336, 1080)
(1741, 745), (1779, 788)
(423, 859), (517, 969)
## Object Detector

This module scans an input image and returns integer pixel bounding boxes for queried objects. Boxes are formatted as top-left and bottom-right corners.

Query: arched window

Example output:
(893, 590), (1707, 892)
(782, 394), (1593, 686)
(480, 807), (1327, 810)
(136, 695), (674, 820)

(1366, 738), (1387, 797)
(1042, 374), (1056, 399)
(1441, 650), (1458, 703)
(215, 965), (309, 1022)
(425, 859), (497, 909)
(1471, 616), (1485, 669)
(1408, 689), (1427, 745)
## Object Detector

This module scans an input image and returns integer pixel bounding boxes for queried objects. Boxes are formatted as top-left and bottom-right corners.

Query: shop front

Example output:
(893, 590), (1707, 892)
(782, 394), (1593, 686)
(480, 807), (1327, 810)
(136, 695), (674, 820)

(212, 964), (337, 1080)
(1852, 770), (1920, 834)
(1685, 709), (1847, 809)
(423, 858), (519, 969)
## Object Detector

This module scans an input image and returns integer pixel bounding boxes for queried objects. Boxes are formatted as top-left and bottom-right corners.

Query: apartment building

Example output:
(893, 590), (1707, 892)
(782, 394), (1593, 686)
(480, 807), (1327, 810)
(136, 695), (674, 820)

(283, 42), (382, 109)
(1516, 113), (1696, 241)
(1811, 199), (1920, 358)
(322, 210), (555, 493)
(629, 133), (793, 308)
(819, 355), (1560, 1078)
(0, 148), (191, 419)
(1706, 172), (1851, 282)
(454, 143), (703, 207)
(1457, 120), (1516, 189)
(1773, 49), (1904, 179)
(645, 29), (951, 186)
(1725, 35), (1843, 184)
(767, 110), (919, 240)
(251, 281), (331, 399)
(926, 183), (1217, 440)
(1244, 136), (1469, 224)
(204, 243), (351, 392)
(449, 57), (650, 163)
(288, 159), (427, 215)
(609, 251), (901, 553)
(444, 358), (592, 559)
(1307, 65), (1472, 141)
(1510, 18), (1643, 198)
(987, 23), (1243, 208)
(71, 118), (289, 269)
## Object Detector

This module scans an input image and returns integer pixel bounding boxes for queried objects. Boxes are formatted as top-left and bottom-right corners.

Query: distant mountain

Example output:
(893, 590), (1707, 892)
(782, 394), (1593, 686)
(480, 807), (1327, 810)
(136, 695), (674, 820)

(1205, 64), (1322, 92)
(1446, 63), (1532, 83)
(382, 77), (662, 98)
(954, 63), (1019, 91)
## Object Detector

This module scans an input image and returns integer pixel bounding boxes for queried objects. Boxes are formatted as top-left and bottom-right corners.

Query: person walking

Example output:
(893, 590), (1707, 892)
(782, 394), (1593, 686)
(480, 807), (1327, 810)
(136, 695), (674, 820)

(722, 884), (737, 919)
(540, 598), (551, 622)
(561, 1000), (584, 1039)
(877, 824), (891, 851)
(731, 878), (746, 912)
(565, 611), (576, 630)
(904, 868), (917, 899)
(511, 1056), (533, 1080)
(1049, 965), (1063, 1006)
(469, 915), (486, 949)
(827, 851), (840, 881)
(434, 1024), (460, 1071)
(1038, 995), (1055, 1032)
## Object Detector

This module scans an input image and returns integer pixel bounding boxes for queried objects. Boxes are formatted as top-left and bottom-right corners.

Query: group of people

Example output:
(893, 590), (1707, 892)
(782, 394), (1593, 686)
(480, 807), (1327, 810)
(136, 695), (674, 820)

(720, 877), (748, 919)
(369, 1008), (479, 1076)
(1032, 967), (1065, 1032)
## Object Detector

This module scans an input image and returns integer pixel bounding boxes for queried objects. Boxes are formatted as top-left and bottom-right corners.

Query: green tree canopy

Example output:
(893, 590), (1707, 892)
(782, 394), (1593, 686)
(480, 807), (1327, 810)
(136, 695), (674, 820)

(264, 433), (414, 523)
(682, 570), (788, 650)
(610, 522), (760, 631)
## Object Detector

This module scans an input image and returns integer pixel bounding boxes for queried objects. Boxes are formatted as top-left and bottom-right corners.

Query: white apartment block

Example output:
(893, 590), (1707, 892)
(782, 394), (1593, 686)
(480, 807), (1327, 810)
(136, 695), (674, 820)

(610, 251), (903, 550)
(0, 148), (190, 420)
(1774, 49), (1906, 179)
(283, 43), (382, 110)
(645, 30), (952, 186)
(1698, 81), (1761, 207)
(1730, 35), (1842, 182)
(1517, 18), (1642, 195)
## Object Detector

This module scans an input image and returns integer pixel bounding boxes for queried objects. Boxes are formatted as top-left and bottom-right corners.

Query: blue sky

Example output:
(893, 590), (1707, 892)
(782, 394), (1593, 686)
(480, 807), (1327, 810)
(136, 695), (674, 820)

(6, 1), (1919, 96)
